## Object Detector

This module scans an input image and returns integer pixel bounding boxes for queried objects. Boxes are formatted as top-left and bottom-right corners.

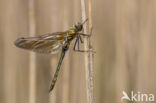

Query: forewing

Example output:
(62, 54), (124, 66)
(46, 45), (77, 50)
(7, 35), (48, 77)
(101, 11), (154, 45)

(14, 32), (66, 54)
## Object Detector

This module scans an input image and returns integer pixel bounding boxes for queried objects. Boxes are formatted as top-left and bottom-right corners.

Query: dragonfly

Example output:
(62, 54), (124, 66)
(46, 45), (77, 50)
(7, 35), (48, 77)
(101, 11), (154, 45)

(14, 18), (92, 93)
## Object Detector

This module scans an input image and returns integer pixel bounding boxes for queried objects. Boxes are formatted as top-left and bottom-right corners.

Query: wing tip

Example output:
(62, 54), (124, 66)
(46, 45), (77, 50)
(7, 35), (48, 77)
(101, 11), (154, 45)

(14, 37), (27, 48)
(14, 37), (21, 47)
(14, 38), (20, 47)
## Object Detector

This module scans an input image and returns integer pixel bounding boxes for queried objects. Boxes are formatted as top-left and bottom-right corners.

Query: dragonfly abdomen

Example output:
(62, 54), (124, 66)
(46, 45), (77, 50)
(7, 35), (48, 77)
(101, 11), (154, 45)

(49, 49), (66, 93)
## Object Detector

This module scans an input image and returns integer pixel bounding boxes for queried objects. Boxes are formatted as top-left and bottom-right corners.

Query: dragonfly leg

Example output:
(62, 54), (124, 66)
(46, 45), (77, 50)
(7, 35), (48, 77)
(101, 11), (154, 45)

(77, 36), (80, 50)
(78, 27), (93, 37)
(78, 35), (83, 43)
(73, 35), (82, 51)
(74, 49), (89, 52)
(74, 31), (95, 53)
(78, 33), (91, 37)
(73, 37), (95, 53)
(73, 49), (95, 53)
(73, 38), (78, 51)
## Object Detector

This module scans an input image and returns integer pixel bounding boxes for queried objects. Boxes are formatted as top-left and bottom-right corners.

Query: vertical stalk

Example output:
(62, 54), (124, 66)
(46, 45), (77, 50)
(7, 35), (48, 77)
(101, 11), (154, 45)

(87, 1), (94, 103)
(62, 0), (70, 102)
(49, 0), (57, 102)
(28, 0), (36, 103)
(81, 0), (94, 103)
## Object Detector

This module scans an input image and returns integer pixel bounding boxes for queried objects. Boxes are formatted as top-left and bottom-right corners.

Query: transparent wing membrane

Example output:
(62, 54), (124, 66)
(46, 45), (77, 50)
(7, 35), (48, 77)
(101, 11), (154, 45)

(14, 32), (66, 54)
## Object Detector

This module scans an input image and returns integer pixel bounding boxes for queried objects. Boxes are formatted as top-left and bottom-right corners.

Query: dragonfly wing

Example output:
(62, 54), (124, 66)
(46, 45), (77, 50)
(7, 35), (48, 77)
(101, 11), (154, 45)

(14, 32), (65, 54)
(33, 39), (62, 54)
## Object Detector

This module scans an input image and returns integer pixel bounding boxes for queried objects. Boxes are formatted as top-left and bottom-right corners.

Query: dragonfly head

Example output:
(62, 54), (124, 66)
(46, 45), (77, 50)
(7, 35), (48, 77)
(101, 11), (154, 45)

(74, 18), (88, 32)
(74, 22), (83, 32)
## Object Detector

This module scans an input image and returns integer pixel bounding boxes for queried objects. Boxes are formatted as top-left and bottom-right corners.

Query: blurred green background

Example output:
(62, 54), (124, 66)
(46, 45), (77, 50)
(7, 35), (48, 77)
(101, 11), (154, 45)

(0, 0), (156, 103)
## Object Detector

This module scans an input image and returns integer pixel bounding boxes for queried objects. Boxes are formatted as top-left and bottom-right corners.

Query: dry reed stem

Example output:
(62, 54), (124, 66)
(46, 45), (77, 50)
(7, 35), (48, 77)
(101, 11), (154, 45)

(81, 0), (94, 103)
(62, 1), (70, 102)
(28, 0), (36, 103)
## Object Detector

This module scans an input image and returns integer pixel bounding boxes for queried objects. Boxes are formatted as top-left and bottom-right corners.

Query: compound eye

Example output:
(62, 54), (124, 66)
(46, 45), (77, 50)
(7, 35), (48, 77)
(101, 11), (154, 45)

(78, 22), (81, 25)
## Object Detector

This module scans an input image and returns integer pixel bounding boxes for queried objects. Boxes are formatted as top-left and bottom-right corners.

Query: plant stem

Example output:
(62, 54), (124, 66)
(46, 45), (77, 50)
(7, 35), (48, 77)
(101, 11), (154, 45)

(80, 0), (94, 103)
(28, 0), (36, 103)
